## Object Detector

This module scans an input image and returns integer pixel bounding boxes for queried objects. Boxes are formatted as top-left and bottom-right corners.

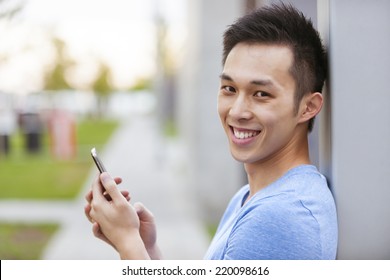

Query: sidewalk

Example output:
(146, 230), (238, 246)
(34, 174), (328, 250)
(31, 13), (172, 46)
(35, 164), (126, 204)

(0, 114), (210, 259)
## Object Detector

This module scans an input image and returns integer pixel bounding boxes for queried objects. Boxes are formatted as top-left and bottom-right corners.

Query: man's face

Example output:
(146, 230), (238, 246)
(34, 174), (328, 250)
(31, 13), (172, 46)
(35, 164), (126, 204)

(218, 43), (303, 165)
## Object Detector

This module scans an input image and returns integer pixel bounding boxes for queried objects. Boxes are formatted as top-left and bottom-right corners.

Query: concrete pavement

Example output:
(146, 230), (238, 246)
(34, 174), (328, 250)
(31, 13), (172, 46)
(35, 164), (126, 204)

(0, 113), (210, 259)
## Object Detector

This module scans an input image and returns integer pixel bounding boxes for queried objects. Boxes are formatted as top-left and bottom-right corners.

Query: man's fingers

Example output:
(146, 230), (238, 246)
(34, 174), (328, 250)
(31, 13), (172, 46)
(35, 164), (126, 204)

(114, 177), (123, 185)
(84, 204), (93, 223)
(89, 173), (129, 203)
(121, 190), (131, 201)
(85, 189), (93, 203)
(91, 173), (106, 203)
(92, 222), (103, 237)
(99, 172), (123, 202)
(92, 222), (116, 249)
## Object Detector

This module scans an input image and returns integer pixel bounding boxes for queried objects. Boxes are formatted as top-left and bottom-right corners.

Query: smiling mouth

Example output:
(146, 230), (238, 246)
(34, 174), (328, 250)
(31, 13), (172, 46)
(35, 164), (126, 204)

(231, 126), (261, 139)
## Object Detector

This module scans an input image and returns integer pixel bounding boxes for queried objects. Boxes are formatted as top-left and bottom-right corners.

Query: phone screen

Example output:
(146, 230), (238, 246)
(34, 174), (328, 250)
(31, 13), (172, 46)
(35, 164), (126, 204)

(91, 147), (107, 173)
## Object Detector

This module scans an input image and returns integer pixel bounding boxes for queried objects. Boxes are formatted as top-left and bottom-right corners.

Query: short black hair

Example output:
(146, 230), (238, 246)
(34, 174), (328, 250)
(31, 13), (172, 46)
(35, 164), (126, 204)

(222, 3), (327, 132)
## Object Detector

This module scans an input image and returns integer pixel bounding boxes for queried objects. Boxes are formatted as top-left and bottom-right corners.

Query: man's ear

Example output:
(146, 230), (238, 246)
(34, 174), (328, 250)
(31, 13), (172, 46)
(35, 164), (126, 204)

(298, 92), (323, 124)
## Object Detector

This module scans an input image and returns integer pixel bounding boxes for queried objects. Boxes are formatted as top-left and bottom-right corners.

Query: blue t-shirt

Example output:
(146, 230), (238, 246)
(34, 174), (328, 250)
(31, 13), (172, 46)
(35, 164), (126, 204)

(204, 165), (338, 260)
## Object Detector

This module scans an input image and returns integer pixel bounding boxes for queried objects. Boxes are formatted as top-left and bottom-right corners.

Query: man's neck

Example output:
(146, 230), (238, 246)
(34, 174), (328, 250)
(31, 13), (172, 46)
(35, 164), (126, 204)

(244, 133), (311, 201)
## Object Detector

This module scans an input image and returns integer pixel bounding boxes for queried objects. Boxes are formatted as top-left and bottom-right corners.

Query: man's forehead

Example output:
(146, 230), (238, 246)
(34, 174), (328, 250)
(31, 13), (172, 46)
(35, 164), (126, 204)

(226, 42), (293, 64)
(222, 43), (295, 90)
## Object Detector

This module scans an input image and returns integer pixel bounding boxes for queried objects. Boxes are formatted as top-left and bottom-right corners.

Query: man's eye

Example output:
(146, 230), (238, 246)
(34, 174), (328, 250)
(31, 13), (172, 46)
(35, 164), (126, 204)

(222, 86), (236, 93)
(254, 91), (270, 97)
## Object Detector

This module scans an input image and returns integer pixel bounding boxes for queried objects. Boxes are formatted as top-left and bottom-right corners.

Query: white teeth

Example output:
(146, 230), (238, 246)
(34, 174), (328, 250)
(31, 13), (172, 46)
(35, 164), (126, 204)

(233, 129), (260, 139)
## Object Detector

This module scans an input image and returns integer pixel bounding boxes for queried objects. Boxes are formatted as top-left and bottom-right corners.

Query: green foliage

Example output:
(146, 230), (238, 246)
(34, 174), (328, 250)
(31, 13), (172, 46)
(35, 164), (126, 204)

(91, 62), (115, 117)
(0, 119), (118, 260)
(0, 157), (88, 199)
(77, 119), (116, 145)
(44, 63), (72, 91)
(163, 118), (177, 138)
(0, 119), (118, 199)
(206, 223), (218, 240)
(0, 0), (23, 20)
(91, 62), (113, 96)
(130, 77), (153, 91)
(43, 38), (73, 91)
(0, 223), (58, 259)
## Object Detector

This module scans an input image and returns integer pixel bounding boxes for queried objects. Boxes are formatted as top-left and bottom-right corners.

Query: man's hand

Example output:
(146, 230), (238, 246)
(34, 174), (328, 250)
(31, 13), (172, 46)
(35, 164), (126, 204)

(134, 202), (162, 259)
(85, 172), (150, 259)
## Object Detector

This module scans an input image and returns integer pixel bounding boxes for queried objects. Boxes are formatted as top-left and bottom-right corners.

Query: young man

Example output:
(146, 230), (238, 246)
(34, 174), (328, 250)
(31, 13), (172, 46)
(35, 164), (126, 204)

(84, 3), (338, 260)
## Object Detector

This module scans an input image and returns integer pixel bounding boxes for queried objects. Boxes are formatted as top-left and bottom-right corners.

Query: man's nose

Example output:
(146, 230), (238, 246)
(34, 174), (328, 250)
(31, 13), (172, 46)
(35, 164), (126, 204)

(229, 95), (253, 121)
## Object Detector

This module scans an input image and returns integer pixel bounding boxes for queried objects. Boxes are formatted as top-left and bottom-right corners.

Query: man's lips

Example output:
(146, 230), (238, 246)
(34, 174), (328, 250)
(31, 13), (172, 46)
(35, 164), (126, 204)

(230, 126), (261, 140)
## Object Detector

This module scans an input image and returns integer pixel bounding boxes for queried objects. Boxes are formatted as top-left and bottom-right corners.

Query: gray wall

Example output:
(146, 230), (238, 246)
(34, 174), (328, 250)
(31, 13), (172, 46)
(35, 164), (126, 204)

(326, 0), (390, 259)
(274, 0), (390, 260)
(280, 0), (390, 259)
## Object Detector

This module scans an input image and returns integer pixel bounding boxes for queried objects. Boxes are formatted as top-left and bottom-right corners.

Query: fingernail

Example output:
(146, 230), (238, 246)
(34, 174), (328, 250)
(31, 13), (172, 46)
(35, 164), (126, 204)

(100, 172), (111, 184)
(134, 202), (143, 213)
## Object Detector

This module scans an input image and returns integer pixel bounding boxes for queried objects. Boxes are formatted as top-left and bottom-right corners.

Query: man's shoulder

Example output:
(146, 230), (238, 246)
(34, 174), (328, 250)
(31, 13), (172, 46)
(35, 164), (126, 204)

(275, 165), (331, 200)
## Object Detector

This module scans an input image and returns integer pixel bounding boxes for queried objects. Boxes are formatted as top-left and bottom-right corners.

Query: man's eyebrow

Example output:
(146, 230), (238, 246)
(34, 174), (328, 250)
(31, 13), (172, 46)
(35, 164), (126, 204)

(219, 73), (233, 81)
(250, 79), (273, 86)
(219, 73), (274, 87)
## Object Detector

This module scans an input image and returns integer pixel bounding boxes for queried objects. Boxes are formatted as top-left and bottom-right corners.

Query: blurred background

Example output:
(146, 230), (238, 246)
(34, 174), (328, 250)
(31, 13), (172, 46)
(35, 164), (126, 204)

(0, 0), (389, 260)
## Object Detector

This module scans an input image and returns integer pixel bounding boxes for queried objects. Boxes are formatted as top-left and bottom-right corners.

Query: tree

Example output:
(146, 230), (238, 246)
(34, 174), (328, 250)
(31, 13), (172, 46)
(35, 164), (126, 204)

(0, 0), (23, 19)
(91, 61), (113, 117)
(91, 62), (112, 97)
(43, 38), (73, 91)
(129, 77), (152, 92)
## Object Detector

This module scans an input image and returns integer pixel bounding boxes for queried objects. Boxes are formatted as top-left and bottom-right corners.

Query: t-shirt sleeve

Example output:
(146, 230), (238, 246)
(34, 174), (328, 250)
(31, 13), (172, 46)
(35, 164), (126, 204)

(223, 200), (322, 260)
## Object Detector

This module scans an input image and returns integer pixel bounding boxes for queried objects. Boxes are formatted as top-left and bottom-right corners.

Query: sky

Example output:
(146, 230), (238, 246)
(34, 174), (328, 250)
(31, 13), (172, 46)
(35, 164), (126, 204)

(0, 0), (187, 94)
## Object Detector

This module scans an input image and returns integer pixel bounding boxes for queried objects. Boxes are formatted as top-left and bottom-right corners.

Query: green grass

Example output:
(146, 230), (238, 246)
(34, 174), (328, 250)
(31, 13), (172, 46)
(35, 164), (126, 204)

(0, 118), (118, 199)
(163, 118), (178, 138)
(0, 223), (58, 259)
(206, 223), (218, 240)
(0, 118), (119, 260)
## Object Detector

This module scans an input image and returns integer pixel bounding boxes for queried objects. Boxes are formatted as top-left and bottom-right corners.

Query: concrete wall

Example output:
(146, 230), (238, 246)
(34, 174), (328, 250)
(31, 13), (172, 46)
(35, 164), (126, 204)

(273, 0), (390, 260)
(326, 0), (390, 259)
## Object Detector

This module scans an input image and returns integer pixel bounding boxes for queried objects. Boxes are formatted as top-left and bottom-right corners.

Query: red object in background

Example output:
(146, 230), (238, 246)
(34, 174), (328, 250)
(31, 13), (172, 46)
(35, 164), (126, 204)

(48, 110), (76, 160)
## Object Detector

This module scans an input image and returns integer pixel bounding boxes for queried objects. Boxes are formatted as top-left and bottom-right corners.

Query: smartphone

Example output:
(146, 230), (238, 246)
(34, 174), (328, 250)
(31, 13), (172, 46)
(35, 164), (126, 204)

(91, 147), (107, 173)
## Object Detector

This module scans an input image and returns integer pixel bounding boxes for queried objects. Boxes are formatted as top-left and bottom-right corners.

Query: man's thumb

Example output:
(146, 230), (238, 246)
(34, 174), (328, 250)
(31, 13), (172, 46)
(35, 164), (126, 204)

(134, 202), (154, 222)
